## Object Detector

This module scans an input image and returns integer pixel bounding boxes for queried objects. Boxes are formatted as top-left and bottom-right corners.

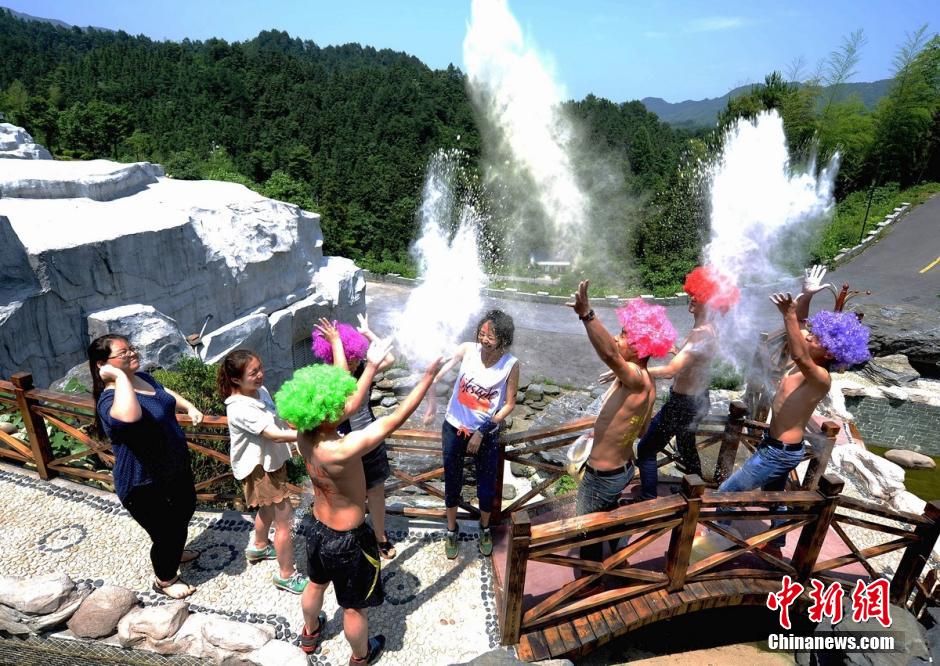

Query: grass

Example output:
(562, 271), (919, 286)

(554, 473), (578, 495)
(810, 182), (940, 264)
(864, 443), (940, 502)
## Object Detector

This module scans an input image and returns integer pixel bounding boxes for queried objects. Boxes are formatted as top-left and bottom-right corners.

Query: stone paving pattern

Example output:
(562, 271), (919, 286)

(0, 463), (501, 665)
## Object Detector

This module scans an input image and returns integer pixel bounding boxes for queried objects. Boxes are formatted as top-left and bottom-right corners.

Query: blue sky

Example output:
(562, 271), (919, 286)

(5, 0), (938, 102)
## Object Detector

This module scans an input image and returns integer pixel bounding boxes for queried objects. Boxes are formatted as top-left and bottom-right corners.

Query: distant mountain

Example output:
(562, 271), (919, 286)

(0, 6), (112, 31)
(642, 79), (894, 128)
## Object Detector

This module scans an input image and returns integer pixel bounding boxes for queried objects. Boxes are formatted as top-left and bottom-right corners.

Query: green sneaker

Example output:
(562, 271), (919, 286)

(479, 526), (493, 557)
(273, 571), (308, 595)
(246, 543), (276, 563)
(445, 529), (458, 560)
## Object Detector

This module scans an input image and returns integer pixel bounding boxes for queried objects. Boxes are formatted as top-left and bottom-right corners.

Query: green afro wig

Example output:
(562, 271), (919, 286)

(274, 364), (357, 432)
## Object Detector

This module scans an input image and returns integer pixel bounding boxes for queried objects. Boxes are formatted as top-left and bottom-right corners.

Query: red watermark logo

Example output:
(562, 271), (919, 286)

(766, 577), (892, 629)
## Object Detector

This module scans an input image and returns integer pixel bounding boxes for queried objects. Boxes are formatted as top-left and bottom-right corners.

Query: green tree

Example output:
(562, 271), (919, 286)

(60, 100), (132, 158)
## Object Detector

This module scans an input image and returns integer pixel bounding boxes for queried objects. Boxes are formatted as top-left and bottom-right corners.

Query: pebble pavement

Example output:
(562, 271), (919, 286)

(0, 462), (503, 665)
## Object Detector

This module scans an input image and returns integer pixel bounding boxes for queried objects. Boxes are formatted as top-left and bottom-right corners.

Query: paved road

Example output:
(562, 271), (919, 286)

(365, 194), (939, 386)
(828, 193), (940, 311)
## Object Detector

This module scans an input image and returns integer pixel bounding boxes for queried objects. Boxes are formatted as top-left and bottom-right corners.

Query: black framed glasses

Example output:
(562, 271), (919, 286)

(108, 346), (139, 360)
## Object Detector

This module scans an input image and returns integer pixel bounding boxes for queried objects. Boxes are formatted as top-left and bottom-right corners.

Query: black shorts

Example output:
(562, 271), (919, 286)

(362, 442), (390, 490)
(306, 519), (384, 609)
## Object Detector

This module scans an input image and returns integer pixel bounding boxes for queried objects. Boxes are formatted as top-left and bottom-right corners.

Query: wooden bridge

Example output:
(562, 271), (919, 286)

(1, 372), (938, 660)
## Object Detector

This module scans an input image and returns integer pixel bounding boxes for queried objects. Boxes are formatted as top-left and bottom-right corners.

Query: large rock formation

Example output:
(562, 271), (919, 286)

(0, 125), (364, 389)
(863, 302), (940, 376)
(0, 123), (52, 160)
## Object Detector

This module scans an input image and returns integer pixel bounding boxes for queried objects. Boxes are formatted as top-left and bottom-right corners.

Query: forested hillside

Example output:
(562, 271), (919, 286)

(1, 10), (938, 293)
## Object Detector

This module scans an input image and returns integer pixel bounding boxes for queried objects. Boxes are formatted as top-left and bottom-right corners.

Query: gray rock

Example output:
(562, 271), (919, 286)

(376, 379), (394, 391)
(390, 374), (420, 395)
(369, 389), (384, 403)
(0, 573), (74, 614)
(200, 313), (271, 365)
(456, 648), (572, 665)
(542, 384), (561, 396)
(0, 585), (89, 635)
(502, 484), (518, 500)
(223, 638), (308, 666)
(117, 600), (189, 645)
(528, 401), (546, 410)
(0, 422), (16, 435)
(795, 601), (928, 666)
(201, 616), (274, 652)
(0, 123), (52, 160)
(524, 384), (544, 402)
(516, 390), (525, 403)
(48, 361), (93, 393)
(864, 303), (940, 373)
(884, 449), (936, 470)
(87, 304), (195, 373)
(381, 396), (399, 408)
(67, 584), (139, 639)
(510, 462), (536, 478)
(384, 367), (409, 380)
(829, 446), (906, 499)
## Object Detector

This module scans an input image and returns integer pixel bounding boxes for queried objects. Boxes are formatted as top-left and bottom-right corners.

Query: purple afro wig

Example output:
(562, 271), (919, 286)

(807, 310), (871, 370)
(616, 298), (677, 359)
(312, 322), (369, 365)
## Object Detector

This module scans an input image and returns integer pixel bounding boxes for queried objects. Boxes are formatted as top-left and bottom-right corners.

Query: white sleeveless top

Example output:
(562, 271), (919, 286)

(445, 344), (517, 431)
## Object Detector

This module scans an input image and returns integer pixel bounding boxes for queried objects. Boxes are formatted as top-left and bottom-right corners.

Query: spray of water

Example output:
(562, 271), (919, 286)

(703, 110), (840, 372)
(393, 151), (488, 367)
(463, 0), (589, 259)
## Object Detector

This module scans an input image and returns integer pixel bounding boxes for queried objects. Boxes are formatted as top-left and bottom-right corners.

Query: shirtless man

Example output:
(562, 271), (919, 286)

(274, 344), (443, 666)
(567, 281), (676, 562)
(633, 266), (738, 498)
(719, 266), (870, 553)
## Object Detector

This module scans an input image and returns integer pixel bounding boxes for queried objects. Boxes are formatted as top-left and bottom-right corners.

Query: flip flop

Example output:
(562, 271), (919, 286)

(378, 533), (396, 560)
(152, 575), (196, 600)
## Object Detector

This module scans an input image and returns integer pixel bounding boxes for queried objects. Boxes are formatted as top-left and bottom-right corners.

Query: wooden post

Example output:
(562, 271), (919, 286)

(714, 401), (747, 485)
(491, 433), (506, 525)
(801, 421), (840, 490)
(792, 474), (844, 581)
(500, 510), (531, 646)
(665, 474), (706, 591)
(890, 500), (940, 605)
(11, 372), (56, 480)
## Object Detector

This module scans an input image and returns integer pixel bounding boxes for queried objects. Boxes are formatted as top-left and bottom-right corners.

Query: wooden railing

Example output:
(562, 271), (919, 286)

(0, 374), (840, 513)
(498, 473), (940, 645)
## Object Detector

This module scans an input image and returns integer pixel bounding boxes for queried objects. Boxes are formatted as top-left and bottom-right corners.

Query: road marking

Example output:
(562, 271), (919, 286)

(919, 256), (940, 274)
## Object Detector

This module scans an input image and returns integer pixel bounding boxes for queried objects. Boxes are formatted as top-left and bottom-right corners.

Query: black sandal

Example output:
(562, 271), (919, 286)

(377, 533), (396, 560)
(349, 635), (385, 665)
(299, 611), (327, 654)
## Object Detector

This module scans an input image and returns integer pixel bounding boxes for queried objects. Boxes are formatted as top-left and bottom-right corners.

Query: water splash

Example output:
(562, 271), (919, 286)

(705, 110), (838, 285)
(392, 151), (487, 367)
(463, 0), (589, 257)
(703, 110), (840, 373)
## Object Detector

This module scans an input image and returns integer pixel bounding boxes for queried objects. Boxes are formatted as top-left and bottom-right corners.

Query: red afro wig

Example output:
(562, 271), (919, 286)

(683, 266), (740, 313)
(616, 298), (677, 359)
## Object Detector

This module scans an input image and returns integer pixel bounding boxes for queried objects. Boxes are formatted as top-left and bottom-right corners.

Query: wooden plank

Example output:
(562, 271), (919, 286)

(629, 594), (656, 627)
(644, 589), (666, 617)
(815, 537), (916, 573)
(834, 513), (917, 538)
(517, 631), (551, 662)
(702, 490), (821, 507)
(528, 583), (662, 628)
(504, 471), (563, 514)
(529, 496), (684, 544)
(49, 466), (113, 482)
(0, 429), (34, 459)
(541, 625), (568, 658)
(530, 517), (681, 558)
(599, 603), (626, 638)
(502, 452), (566, 476)
(555, 621), (581, 657)
(0, 447), (28, 462)
(613, 597), (639, 628)
(523, 575), (601, 625)
(571, 616), (597, 657)
(831, 522), (881, 579)
(502, 416), (596, 444)
(584, 610), (611, 647)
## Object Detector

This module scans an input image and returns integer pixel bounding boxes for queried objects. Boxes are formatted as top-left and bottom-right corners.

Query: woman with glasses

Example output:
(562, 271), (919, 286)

(422, 309), (520, 560)
(88, 334), (204, 599)
(217, 348), (307, 594)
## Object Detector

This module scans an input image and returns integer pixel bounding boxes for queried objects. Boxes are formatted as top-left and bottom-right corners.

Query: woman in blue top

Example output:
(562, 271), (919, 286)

(89, 334), (203, 599)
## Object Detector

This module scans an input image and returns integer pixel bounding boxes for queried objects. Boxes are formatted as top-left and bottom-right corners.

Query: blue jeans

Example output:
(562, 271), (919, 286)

(442, 420), (499, 513)
(718, 434), (805, 547)
(575, 462), (635, 562)
(636, 389), (709, 499)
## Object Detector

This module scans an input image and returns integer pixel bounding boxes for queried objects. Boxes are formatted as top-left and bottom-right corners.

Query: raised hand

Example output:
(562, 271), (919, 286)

(98, 364), (123, 383)
(801, 265), (832, 296)
(564, 280), (591, 318)
(356, 313), (375, 339)
(314, 317), (340, 343)
(769, 291), (801, 316)
(366, 337), (394, 365)
(424, 356), (446, 379)
(597, 369), (615, 384)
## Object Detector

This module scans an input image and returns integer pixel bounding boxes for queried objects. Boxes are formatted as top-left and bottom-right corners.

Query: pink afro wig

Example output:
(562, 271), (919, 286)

(312, 322), (369, 365)
(616, 298), (677, 359)
(684, 266), (740, 313)
(807, 311), (871, 371)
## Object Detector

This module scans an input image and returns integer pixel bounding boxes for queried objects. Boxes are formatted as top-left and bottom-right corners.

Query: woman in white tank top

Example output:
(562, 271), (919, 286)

(423, 310), (520, 560)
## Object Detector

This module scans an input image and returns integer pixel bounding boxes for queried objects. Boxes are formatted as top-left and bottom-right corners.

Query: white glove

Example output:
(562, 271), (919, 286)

(366, 337), (393, 365)
(802, 265), (832, 296)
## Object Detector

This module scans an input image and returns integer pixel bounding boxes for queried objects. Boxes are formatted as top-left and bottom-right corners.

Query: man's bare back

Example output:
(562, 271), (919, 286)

(670, 325), (716, 395)
(589, 367), (655, 471)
